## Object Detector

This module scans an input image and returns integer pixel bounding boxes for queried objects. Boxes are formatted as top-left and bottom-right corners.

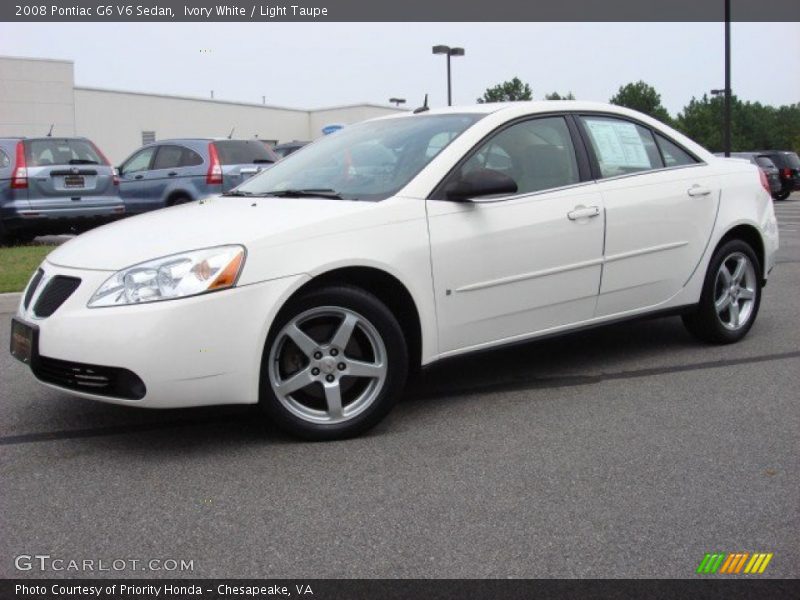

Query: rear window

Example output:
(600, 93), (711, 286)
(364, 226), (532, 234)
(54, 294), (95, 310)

(25, 139), (106, 167)
(755, 156), (776, 169)
(212, 140), (275, 165)
(783, 152), (800, 169)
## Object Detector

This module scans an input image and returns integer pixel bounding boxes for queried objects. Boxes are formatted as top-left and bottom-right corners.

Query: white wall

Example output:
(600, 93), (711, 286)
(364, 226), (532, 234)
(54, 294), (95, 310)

(0, 56), (75, 138)
(0, 55), (407, 164)
(74, 87), (311, 163)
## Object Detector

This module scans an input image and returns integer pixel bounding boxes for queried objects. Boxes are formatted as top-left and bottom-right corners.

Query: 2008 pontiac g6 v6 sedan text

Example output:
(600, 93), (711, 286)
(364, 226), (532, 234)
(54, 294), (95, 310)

(10, 102), (779, 440)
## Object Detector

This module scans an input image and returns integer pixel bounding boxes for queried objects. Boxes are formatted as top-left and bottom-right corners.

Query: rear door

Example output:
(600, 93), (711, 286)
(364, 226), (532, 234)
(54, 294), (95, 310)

(24, 138), (116, 210)
(212, 140), (276, 191)
(147, 144), (205, 204)
(576, 115), (719, 317)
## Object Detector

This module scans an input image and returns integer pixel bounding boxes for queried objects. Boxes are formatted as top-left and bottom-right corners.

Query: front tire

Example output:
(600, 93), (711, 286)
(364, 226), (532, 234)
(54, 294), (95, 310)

(260, 285), (408, 440)
(682, 240), (761, 344)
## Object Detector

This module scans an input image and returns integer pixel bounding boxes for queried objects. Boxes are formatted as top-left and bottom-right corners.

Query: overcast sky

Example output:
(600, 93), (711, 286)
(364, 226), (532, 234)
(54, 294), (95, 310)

(1, 22), (798, 114)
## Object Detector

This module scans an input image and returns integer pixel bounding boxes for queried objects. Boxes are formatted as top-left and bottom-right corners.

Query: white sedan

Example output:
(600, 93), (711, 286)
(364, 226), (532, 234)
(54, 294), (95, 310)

(11, 102), (779, 439)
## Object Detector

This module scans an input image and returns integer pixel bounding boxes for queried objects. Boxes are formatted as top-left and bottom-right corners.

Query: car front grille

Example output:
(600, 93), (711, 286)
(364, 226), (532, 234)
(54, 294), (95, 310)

(33, 355), (146, 400)
(23, 269), (44, 309)
(33, 275), (81, 317)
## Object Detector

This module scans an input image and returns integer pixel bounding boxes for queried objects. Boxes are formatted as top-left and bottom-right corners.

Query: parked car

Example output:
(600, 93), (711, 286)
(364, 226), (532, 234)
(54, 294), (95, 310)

(755, 150), (800, 200)
(12, 102), (778, 440)
(117, 138), (276, 214)
(0, 137), (123, 245)
(722, 153), (782, 198)
(272, 140), (309, 159)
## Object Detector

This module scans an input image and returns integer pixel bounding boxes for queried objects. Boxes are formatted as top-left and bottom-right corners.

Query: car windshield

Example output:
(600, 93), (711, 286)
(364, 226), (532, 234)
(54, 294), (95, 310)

(235, 114), (484, 201)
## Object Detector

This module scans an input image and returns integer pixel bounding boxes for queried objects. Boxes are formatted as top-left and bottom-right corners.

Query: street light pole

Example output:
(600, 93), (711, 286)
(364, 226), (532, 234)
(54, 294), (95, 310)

(432, 45), (465, 107)
(723, 0), (731, 157)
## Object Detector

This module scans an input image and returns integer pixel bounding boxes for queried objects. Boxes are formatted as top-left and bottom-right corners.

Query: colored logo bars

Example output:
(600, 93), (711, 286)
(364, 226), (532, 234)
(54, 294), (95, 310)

(696, 552), (773, 574)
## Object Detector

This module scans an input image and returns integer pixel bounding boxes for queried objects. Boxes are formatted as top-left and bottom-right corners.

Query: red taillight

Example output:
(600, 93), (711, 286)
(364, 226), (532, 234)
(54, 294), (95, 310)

(112, 173), (120, 186)
(782, 167), (792, 178)
(11, 141), (28, 189)
(758, 169), (770, 194)
(206, 142), (223, 185)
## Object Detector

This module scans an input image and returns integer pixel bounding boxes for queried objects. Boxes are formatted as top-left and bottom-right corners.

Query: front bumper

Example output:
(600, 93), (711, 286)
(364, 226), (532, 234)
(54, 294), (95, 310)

(14, 260), (308, 408)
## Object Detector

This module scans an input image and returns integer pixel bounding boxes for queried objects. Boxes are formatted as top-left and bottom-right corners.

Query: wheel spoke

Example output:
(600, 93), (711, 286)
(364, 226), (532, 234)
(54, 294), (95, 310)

(285, 323), (318, 357)
(738, 288), (755, 300)
(719, 264), (733, 286)
(729, 301), (740, 328)
(347, 359), (386, 379)
(275, 367), (314, 396)
(330, 313), (359, 350)
(731, 257), (747, 284)
(323, 382), (343, 419)
(715, 292), (732, 313)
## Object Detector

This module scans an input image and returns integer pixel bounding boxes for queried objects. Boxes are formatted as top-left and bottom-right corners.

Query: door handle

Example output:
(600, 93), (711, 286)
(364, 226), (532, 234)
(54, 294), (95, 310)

(687, 185), (711, 197)
(167, 171), (178, 176)
(567, 205), (600, 220)
(134, 174), (144, 180)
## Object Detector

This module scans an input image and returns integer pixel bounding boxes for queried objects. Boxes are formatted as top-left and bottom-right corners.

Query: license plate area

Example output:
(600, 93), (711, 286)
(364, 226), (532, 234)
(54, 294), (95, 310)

(63, 175), (85, 188)
(10, 318), (38, 365)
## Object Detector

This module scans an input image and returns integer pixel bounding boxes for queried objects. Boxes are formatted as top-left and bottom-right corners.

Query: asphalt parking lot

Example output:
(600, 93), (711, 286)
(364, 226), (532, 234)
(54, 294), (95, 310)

(1, 194), (798, 579)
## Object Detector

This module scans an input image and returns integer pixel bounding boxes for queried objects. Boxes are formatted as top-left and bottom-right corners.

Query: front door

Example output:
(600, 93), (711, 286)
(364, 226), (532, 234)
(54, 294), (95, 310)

(426, 115), (605, 355)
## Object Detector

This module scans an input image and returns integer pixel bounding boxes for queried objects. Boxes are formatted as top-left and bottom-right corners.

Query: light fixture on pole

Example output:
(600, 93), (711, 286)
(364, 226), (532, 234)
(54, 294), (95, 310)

(432, 45), (465, 106)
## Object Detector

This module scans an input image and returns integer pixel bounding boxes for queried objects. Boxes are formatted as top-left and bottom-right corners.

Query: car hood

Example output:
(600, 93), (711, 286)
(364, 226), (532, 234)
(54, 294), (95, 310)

(46, 195), (383, 271)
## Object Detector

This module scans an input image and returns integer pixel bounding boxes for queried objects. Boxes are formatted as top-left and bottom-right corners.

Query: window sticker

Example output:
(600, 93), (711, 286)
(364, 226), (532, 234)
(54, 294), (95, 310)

(586, 120), (651, 169)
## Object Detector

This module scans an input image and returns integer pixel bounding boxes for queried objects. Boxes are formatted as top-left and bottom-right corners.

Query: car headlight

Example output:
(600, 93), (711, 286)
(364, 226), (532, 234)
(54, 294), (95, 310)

(88, 245), (245, 307)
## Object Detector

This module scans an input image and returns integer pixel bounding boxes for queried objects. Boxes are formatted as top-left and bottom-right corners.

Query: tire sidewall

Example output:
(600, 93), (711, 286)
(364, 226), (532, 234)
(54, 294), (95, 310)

(260, 285), (408, 440)
(698, 240), (762, 343)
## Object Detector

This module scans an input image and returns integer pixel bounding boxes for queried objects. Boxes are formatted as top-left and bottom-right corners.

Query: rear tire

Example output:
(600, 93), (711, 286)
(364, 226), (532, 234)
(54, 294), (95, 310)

(168, 193), (192, 206)
(682, 239), (761, 344)
(260, 285), (408, 440)
(773, 190), (790, 201)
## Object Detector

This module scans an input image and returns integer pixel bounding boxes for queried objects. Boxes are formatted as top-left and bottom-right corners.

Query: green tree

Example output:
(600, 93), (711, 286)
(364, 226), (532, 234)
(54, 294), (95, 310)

(610, 80), (672, 124)
(544, 91), (575, 100)
(477, 77), (533, 103)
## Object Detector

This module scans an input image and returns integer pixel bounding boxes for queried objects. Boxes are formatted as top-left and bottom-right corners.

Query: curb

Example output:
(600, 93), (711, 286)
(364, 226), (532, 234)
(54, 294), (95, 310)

(0, 292), (21, 315)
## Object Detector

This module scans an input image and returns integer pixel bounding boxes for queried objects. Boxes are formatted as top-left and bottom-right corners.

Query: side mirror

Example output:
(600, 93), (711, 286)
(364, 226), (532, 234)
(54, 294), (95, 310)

(444, 168), (518, 202)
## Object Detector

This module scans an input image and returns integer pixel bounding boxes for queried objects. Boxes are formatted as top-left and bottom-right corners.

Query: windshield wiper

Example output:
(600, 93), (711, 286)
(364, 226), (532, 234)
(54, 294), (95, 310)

(252, 159), (274, 164)
(222, 189), (253, 197)
(69, 159), (99, 165)
(263, 188), (344, 199)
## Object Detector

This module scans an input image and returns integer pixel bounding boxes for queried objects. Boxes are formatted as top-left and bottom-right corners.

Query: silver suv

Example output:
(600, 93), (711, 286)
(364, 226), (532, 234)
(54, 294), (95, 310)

(0, 137), (124, 244)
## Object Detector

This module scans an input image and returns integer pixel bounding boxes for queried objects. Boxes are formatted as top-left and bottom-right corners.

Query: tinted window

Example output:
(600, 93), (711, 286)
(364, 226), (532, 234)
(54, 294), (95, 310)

(581, 116), (663, 177)
(152, 145), (184, 170)
(236, 114), (483, 201)
(122, 147), (156, 174)
(25, 139), (106, 167)
(459, 116), (580, 194)
(213, 140), (275, 165)
(654, 133), (698, 167)
(755, 156), (776, 170)
(784, 152), (800, 169)
(0, 148), (9, 169)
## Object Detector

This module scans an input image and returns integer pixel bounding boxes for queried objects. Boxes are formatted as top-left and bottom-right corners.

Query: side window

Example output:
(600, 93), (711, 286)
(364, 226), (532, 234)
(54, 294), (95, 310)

(0, 148), (9, 169)
(654, 133), (699, 167)
(179, 148), (204, 167)
(152, 145), (185, 170)
(580, 116), (663, 178)
(459, 116), (580, 195)
(121, 147), (155, 174)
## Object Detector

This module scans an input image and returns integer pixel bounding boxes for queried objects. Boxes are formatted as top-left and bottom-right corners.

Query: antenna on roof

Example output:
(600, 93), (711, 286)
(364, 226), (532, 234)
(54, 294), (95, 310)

(413, 94), (429, 114)
(46, 124), (54, 137)
(227, 127), (235, 139)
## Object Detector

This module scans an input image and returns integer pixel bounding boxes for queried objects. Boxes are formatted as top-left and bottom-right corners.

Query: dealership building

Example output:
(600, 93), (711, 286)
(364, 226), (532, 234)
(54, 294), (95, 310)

(0, 55), (405, 163)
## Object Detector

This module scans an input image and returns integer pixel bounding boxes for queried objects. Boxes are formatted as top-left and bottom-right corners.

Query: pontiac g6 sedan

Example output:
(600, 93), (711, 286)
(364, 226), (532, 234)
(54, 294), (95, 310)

(11, 102), (779, 440)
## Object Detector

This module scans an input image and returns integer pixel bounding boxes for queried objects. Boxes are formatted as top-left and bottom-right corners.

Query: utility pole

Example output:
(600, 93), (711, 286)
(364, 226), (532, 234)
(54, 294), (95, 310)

(723, 0), (731, 157)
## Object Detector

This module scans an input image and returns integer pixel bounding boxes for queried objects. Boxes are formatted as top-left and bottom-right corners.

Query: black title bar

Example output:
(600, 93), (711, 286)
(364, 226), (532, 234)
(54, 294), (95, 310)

(3, 0), (800, 22)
